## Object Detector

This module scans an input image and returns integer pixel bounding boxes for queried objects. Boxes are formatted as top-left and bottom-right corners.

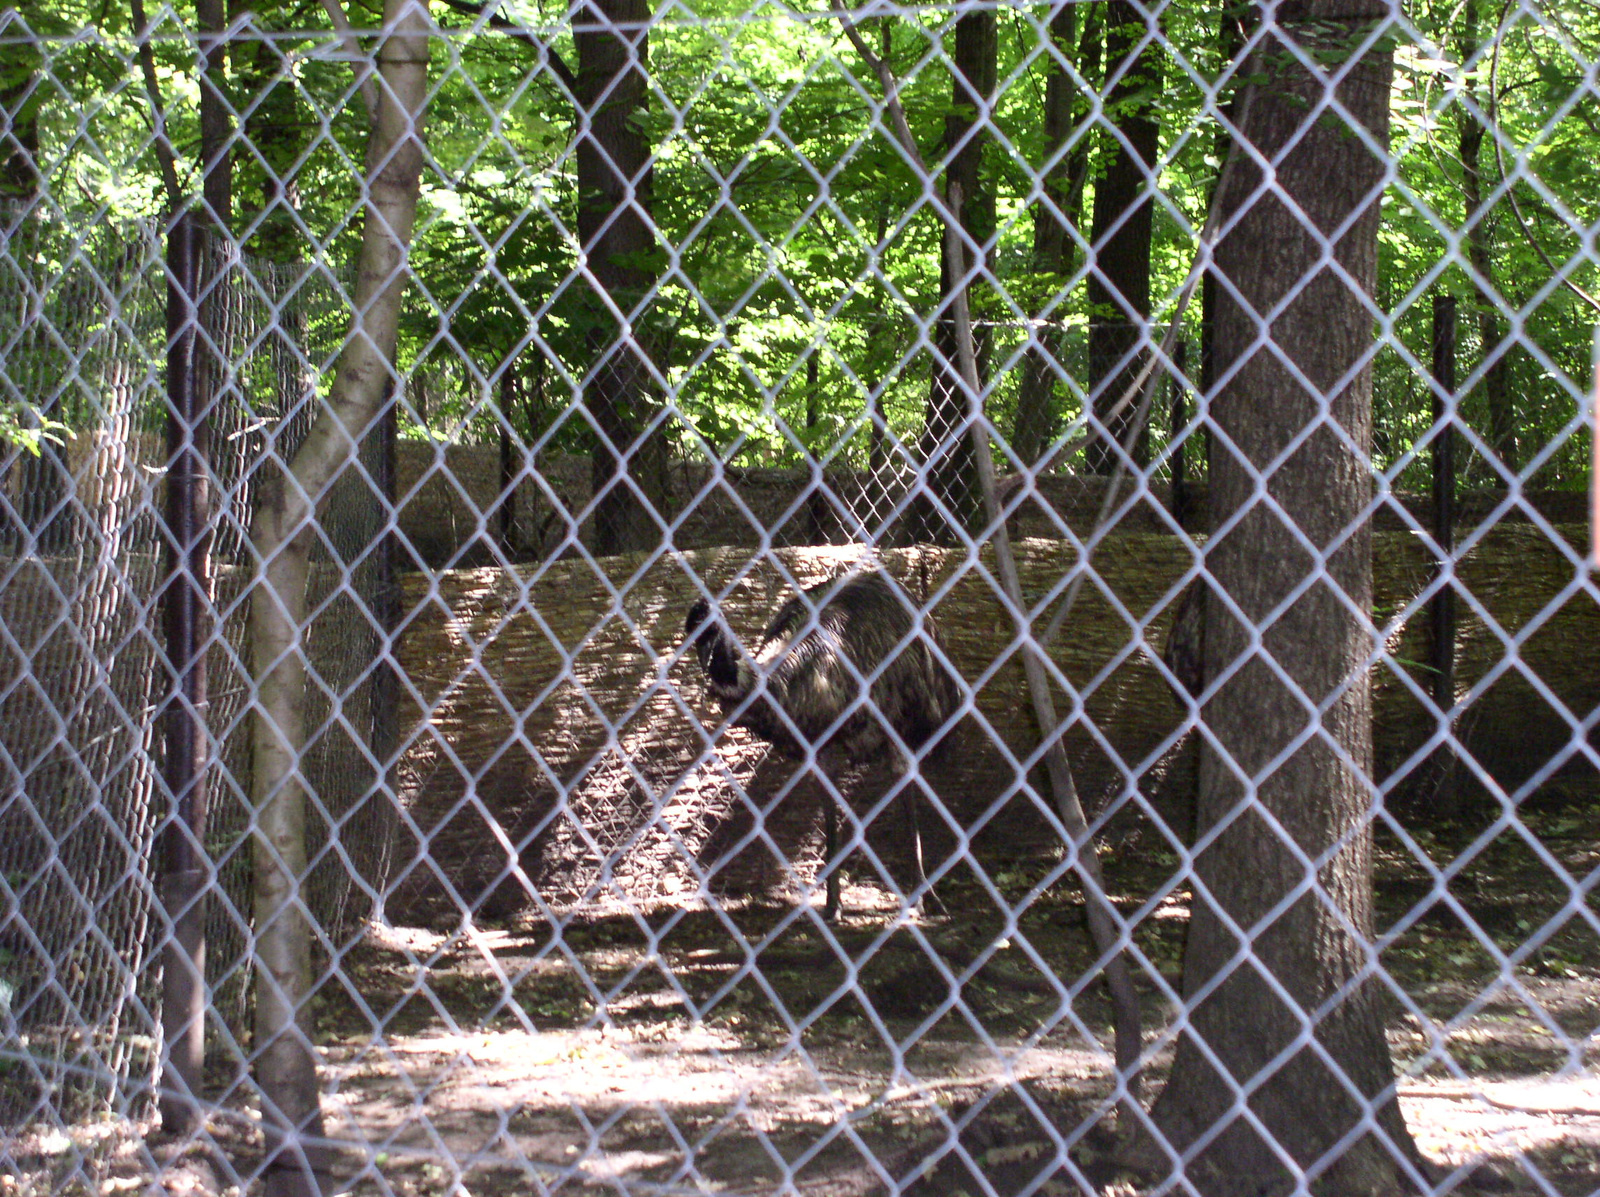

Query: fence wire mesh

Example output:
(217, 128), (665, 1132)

(1, 1), (1598, 1195)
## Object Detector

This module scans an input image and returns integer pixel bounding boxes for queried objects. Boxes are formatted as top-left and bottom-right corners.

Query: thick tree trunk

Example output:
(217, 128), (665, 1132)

(575, 0), (669, 557)
(247, 3), (430, 1193)
(1146, 7), (1424, 1194)
(911, 9), (993, 544)
(1084, 0), (1159, 474)
(1011, 5), (1097, 468)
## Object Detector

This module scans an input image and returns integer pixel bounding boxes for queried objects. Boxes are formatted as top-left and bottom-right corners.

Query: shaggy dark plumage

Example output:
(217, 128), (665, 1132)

(684, 570), (961, 917)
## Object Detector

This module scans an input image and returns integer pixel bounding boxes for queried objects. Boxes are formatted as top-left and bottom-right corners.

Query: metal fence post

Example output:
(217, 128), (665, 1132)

(372, 378), (399, 915)
(1169, 339), (1192, 528)
(1430, 293), (1458, 712)
(160, 208), (213, 1136)
(1591, 323), (1598, 568)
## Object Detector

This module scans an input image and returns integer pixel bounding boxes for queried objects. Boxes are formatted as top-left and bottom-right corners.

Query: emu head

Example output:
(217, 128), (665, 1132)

(684, 596), (713, 658)
(684, 596), (739, 690)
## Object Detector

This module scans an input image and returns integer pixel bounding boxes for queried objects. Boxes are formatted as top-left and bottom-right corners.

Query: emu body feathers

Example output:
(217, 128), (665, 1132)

(684, 571), (958, 765)
(684, 571), (960, 918)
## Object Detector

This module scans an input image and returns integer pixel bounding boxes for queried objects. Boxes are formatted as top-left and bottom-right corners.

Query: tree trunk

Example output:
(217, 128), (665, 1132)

(1084, 0), (1159, 474)
(575, 0), (669, 557)
(1011, 4), (1097, 468)
(1146, 7), (1424, 1194)
(247, 3), (430, 1192)
(1456, 1), (1514, 474)
(911, 9), (994, 544)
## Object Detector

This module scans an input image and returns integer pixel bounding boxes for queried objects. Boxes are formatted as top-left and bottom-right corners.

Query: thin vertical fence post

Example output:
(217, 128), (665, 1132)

(805, 351), (827, 544)
(372, 379), (400, 921)
(1430, 293), (1457, 714)
(1591, 324), (1598, 569)
(1170, 340), (1191, 529)
(497, 368), (517, 554)
(160, 207), (213, 1135)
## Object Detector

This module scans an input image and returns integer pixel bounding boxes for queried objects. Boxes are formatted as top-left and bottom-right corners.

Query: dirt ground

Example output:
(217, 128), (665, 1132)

(15, 792), (1593, 1197)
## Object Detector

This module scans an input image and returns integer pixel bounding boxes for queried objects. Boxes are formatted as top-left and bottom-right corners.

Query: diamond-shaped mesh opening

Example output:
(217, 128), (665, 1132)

(3, 2), (1599, 1194)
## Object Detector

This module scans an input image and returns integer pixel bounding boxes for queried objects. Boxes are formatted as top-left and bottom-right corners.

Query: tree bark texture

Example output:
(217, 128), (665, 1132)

(1011, 4), (1097, 468)
(911, 8), (993, 544)
(1084, 0), (1160, 475)
(575, 0), (669, 557)
(1147, 7), (1424, 1194)
(247, 3), (430, 1192)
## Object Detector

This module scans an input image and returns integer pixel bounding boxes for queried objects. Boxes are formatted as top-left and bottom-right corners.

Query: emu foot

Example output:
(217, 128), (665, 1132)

(822, 871), (842, 922)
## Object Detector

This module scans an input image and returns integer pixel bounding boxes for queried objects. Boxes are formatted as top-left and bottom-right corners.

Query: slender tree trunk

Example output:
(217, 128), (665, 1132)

(1145, 7), (1424, 1194)
(912, 9), (994, 544)
(1011, 4), (1097, 468)
(247, 4), (430, 1193)
(1084, 0), (1160, 474)
(159, 212), (213, 1138)
(1456, 2), (1514, 474)
(575, 0), (669, 557)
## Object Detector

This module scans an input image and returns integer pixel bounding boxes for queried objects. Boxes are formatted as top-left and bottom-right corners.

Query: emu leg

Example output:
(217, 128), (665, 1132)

(822, 794), (840, 921)
(901, 787), (945, 916)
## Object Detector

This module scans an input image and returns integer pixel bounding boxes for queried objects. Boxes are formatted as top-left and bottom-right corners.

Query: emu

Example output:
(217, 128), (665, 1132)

(684, 571), (960, 919)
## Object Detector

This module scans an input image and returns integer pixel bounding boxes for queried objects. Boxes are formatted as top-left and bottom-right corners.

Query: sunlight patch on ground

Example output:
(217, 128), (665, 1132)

(1402, 1075), (1600, 1170)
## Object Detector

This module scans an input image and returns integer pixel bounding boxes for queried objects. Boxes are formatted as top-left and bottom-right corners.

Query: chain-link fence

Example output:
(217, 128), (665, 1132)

(2, 1), (1598, 1195)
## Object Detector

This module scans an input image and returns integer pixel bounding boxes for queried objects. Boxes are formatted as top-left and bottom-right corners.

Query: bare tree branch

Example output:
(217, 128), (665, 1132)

(127, 0), (183, 208)
(1488, 1), (1600, 314)
(434, 0), (578, 92)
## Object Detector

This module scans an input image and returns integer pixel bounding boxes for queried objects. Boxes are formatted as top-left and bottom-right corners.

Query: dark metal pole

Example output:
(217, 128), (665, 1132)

(1430, 294), (1458, 714)
(805, 352), (827, 544)
(371, 381), (400, 921)
(1170, 340), (1190, 530)
(161, 209), (213, 1135)
(497, 368), (516, 553)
